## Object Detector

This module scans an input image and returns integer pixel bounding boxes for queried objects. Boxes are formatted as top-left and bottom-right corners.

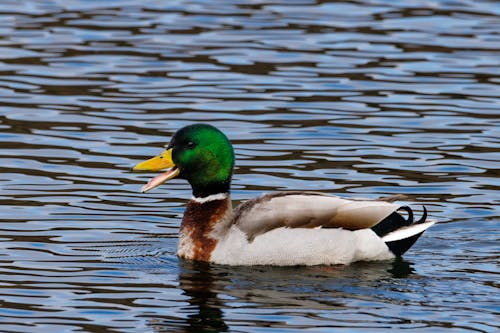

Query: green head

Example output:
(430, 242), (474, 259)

(170, 124), (234, 196)
(133, 124), (235, 197)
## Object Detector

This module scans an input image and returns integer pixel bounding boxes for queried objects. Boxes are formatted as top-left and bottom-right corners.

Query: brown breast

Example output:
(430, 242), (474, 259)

(179, 197), (231, 262)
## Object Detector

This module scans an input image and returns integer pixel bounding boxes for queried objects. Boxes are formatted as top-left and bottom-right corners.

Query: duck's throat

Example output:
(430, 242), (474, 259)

(178, 194), (232, 262)
(189, 180), (231, 199)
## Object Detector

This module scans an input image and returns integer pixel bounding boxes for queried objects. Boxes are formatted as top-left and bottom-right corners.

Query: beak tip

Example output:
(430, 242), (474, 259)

(132, 165), (143, 172)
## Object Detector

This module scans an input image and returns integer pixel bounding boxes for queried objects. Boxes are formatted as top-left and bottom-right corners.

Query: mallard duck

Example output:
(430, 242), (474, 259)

(133, 124), (435, 266)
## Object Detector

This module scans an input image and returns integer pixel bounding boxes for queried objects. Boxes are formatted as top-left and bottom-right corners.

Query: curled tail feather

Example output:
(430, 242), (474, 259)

(372, 206), (434, 256)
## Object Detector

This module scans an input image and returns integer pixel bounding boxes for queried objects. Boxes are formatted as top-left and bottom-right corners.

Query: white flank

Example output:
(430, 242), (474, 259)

(192, 193), (228, 203)
(210, 227), (394, 266)
(382, 220), (436, 243)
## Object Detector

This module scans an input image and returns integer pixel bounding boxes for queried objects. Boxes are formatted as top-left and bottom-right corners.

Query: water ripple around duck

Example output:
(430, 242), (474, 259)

(0, 0), (498, 332)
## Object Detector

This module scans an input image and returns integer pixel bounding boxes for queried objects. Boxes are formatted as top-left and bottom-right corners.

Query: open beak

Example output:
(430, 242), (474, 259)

(133, 148), (180, 193)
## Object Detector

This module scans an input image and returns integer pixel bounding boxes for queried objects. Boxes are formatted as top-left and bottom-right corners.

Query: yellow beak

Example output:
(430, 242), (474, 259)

(133, 148), (175, 171)
(133, 148), (180, 193)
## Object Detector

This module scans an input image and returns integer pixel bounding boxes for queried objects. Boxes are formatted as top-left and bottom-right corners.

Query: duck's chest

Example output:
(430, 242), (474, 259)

(177, 197), (232, 262)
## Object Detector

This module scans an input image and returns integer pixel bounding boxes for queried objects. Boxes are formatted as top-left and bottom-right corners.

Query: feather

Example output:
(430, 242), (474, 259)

(211, 226), (395, 266)
(233, 192), (399, 241)
(382, 221), (436, 243)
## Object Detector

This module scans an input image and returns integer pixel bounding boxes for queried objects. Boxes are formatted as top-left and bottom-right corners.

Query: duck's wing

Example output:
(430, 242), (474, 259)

(233, 192), (401, 241)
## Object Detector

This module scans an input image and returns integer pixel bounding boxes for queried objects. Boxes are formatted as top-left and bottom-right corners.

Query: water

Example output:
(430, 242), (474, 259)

(0, 0), (499, 332)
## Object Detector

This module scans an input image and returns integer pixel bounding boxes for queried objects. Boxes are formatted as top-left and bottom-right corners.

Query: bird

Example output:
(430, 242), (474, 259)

(133, 124), (435, 266)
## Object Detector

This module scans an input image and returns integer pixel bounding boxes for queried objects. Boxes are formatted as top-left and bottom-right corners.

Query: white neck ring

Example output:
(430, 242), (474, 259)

(191, 192), (228, 203)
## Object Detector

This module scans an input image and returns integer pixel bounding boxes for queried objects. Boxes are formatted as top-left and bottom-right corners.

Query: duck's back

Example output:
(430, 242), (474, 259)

(233, 192), (399, 238)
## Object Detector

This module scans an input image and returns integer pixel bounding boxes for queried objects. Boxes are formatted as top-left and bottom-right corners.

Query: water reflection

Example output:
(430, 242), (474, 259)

(148, 259), (415, 332)
(174, 262), (228, 333)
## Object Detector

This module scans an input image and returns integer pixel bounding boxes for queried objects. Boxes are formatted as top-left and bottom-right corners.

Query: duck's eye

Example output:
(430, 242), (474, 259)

(185, 141), (196, 149)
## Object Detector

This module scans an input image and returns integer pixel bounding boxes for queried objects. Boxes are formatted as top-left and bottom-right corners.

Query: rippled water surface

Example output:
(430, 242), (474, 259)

(0, 0), (499, 332)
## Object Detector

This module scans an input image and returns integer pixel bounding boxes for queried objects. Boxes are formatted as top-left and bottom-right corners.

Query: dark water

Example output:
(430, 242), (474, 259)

(0, 0), (499, 332)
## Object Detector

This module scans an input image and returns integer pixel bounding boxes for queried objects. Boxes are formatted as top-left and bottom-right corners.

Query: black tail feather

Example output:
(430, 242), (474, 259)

(385, 231), (425, 257)
(399, 206), (414, 226)
(417, 206), (427, 224)
(371, 206), (428, 257)
(371, 206), (413, 237)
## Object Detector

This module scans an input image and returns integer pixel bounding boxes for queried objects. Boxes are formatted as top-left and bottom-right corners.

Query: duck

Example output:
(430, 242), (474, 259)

(133, 124), (435, 266)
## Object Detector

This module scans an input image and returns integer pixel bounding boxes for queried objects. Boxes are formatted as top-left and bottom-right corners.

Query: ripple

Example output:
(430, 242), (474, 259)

(0, 0), (498, 332)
